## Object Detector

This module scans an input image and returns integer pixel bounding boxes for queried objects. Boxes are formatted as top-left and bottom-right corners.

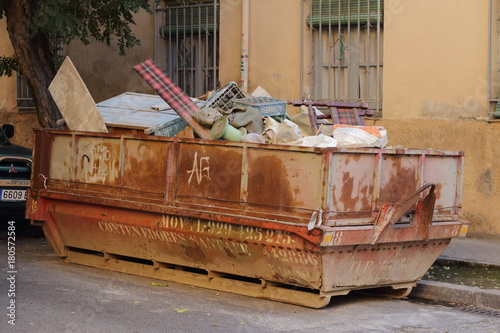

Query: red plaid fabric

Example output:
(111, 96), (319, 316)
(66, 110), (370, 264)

(133, 59), (211, 139)
(337, 108), (359, 125)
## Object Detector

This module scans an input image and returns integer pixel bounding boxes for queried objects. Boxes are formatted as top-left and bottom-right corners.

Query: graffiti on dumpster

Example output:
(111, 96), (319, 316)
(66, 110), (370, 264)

(81, 143), (112, 178)
(187, 152), (210, 184)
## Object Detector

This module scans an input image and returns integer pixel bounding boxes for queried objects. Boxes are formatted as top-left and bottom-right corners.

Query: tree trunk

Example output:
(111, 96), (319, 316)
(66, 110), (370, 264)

(4, 0), (63, 129)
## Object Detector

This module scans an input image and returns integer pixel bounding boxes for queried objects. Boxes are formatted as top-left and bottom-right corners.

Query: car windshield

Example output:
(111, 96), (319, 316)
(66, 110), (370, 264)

(0, 127), (11, 145)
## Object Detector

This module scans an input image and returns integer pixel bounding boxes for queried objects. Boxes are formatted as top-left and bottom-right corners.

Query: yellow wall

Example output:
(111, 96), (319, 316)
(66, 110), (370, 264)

(64, 7), (156, 104)
(220, 0), (303, 101)
(0, 18), (40, 148)
(379, 0), (500, 235)
(383, 0), (490, 120)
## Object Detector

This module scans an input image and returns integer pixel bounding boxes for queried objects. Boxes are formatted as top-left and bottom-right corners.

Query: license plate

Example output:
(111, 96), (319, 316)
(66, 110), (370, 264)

(0, 189), (28, 202)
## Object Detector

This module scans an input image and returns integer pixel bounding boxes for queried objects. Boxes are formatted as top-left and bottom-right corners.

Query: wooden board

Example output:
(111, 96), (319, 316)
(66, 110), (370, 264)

(49, 57), (108, 133)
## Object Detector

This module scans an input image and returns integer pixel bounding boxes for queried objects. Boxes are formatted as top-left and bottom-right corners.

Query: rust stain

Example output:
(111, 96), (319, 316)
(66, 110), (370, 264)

(434, 183), (443, 207)
(224, 247), (236, 258)
(247, 155), (294, 208)
(380, 156), (417, 204)
(181, 244), (207, 263)
(341, 171), (355, 210)
(124, 141), (168, 194)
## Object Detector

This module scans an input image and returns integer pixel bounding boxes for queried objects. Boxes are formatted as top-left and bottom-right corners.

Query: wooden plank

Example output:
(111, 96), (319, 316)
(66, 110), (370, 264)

(49, 57), (108, 133)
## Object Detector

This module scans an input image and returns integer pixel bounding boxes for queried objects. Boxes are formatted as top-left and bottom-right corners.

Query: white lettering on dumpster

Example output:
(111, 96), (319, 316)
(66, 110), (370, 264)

(98, 221), (187, 244)
(188, 235), (250, 256)
(158, 215), (296, 245)
(350, 260), (375, 274)
(263, 248), (319, 266)
(187, 152), (210, 184)
(97, 220), (251, 256)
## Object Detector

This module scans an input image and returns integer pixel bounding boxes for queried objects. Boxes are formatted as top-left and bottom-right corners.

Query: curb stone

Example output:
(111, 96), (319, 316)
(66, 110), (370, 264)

(435, 257), (500, 268)
(410, 280), (500, 311)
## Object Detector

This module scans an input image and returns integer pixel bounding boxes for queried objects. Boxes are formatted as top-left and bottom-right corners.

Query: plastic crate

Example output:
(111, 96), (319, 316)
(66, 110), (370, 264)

(205, 81), (246, 111)
(233, 97), (287, 117)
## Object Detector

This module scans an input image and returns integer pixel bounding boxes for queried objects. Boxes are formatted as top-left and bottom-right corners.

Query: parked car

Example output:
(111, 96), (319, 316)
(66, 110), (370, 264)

(0, 124), (33, 225)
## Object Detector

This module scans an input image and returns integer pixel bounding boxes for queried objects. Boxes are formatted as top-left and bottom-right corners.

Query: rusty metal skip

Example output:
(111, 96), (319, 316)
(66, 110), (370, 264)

(27, 129), (469, 308)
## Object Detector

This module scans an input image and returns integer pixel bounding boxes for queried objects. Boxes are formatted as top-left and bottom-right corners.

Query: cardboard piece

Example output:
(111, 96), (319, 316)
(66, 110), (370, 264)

(49, 57), (108, 133)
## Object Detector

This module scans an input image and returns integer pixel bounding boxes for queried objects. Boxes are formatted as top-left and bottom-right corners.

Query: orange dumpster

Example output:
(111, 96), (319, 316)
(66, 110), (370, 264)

(27, 129), (468, 308)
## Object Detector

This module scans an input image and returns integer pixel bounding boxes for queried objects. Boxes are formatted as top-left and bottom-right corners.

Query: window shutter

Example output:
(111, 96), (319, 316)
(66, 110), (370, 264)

(160, 4), (219, 37)
(308, 0), (384, 27)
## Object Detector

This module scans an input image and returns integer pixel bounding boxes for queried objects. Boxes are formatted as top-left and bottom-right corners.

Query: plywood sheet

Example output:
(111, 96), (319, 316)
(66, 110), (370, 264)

(49, 57), (108, 133)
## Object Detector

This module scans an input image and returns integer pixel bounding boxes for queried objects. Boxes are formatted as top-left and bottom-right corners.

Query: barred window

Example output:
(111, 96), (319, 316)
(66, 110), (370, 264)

(304, 0), (384, 115)
(16, 73), (35, 113)
(155, 0), (220, 97)
(489, 0), (500, 119)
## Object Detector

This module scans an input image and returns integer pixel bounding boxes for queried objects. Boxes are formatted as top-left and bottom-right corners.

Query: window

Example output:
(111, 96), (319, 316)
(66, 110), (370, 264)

(155, 0), (220, 97)
(303, 0), (384, 114)
(489, 0), (500, 119)
(16, 38), (65, 114)
(16, 73), (35, 113)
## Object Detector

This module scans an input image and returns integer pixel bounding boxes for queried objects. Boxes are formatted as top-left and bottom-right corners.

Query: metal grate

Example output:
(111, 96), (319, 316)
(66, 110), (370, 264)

(302, 0), (384, 115)
(155, 0), (220, 98)
(455, 305), (500, 318)
(16, 38), (65, 114)
(16, 73), (36, 113)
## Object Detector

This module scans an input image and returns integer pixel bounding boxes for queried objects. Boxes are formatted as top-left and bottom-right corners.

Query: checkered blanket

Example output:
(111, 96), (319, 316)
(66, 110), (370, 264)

(337, 108), (360, 125)
(133, 59), (211, 139)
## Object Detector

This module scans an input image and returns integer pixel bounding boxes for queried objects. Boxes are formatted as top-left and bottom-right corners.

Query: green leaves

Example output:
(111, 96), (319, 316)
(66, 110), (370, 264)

(29, 0), (155, 55)
(0, 56), (19, 77)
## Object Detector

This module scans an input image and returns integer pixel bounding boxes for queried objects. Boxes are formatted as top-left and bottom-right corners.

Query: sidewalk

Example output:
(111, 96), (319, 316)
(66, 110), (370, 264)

(437, 236), (500, 267)
(409, 236), (500, 310)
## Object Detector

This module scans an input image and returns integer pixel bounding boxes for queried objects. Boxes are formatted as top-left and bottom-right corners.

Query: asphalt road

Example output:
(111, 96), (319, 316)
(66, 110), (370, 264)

(1, 229), (500, 333)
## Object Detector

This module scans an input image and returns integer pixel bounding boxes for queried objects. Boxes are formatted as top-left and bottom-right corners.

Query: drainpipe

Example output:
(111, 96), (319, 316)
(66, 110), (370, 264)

(241, 0), (249, 92)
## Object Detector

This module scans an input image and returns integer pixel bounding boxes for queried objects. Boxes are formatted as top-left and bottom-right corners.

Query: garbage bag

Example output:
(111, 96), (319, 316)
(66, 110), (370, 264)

(288, 134), (338, 148)
(278, 119), (302, 143)
(332, 125), (388, 148)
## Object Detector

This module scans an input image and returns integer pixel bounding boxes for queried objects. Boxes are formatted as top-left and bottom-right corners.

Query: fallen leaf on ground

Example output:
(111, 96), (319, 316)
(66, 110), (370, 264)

(148, 282), (169, 287)
(173, 309), (187, 313)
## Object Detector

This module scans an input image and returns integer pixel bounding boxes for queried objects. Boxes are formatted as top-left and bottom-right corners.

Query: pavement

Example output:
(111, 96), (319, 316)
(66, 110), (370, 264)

(410, 235), (500, 310)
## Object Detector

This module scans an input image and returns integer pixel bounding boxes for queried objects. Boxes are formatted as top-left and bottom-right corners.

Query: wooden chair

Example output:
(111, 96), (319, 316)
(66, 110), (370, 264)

(288, 100), (374, 132)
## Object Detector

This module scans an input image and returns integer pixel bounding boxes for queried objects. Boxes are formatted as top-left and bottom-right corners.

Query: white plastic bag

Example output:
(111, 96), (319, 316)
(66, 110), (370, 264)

(333, 125), (388, 148)
(288, 134), (338, 148)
